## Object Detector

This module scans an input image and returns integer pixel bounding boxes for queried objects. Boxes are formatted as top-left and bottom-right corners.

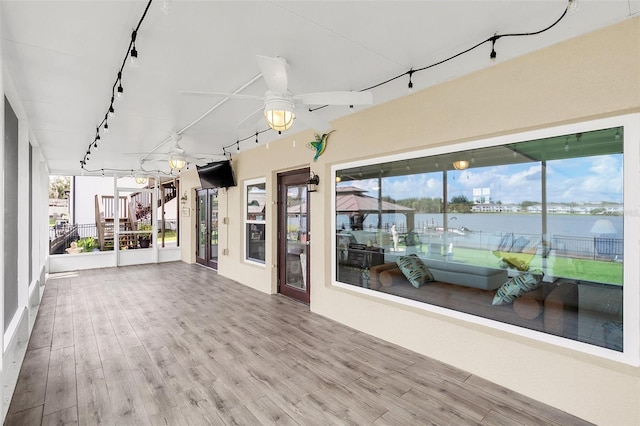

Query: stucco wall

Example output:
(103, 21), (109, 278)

(179, 168), (200, 265)
(180, 17), (640, 424)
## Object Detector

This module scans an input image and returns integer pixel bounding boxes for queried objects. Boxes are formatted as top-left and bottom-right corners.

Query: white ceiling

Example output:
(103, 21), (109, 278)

(2, 0), (637, 175)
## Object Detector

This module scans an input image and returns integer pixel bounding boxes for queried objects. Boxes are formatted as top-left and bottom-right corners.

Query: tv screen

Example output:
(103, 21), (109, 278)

(197, 160), (237, 189)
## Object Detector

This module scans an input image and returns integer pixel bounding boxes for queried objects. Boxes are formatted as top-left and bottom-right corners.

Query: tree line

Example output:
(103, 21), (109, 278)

(389, 195), (476, 213)
(390, 195), (621, 215)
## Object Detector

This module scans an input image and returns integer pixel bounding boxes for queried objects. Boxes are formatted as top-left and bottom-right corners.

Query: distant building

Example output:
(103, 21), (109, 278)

(471, 203), (521, 213)
(527, 204), (571, 213)
(473, 187), (491, 204)
(526, 203), (623, 214)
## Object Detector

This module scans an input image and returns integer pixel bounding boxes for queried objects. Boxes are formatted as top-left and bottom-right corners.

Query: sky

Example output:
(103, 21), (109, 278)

(346, 154), (623, 205)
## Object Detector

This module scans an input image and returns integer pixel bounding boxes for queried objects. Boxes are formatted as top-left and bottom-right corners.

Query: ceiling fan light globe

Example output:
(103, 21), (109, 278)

(264, 96), (295, 132)
(135, 176), (148, 185)
(169, 156), (186, 170)
(265, 109), (295, 131)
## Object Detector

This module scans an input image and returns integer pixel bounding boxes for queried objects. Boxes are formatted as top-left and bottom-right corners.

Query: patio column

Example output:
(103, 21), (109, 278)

(377, 173), (382, 229)
(406, 212), (415, 233)
(0, 5), (5, 414)
(541, 160), (548, 259)
(442, 168), (450, 258)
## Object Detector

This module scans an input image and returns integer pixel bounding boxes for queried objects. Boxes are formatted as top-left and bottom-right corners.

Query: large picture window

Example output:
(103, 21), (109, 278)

(333, 123), (634, 357)
(245, 178), (266, 264)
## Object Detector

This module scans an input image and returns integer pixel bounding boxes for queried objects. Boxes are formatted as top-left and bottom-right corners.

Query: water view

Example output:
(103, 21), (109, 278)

(338, 212), (623, 239)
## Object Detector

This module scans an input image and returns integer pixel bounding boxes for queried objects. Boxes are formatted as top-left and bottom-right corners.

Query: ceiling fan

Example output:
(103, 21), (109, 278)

(138, 133), (224, 171)
(180, 55), (374, 132)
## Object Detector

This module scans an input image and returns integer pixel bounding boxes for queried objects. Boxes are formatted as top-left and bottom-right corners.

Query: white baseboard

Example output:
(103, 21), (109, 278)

(2, 308), (29, 419)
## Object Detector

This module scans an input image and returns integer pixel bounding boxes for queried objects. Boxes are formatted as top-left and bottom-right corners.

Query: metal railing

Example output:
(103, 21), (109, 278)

(424, 232), (623, 260)
(50, 220), (179, 254)
(552, 235), (623, 260)
(49, 223), (98, 254)
(339, 226), (624, 262)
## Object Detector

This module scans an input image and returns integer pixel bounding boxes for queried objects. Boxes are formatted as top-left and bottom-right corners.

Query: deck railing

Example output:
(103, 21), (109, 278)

(340, 227), (623, 262)
(49, 223), (98, 254)
(99, 195), (129, 219)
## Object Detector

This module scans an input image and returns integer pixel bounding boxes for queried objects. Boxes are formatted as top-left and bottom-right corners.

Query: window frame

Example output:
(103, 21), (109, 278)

(331, 113), (640, 366)
(244, 177), (267, 266)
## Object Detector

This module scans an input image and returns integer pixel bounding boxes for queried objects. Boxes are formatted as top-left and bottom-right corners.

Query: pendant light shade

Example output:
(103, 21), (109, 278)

(264, 97), (295, 132)
(453, 160), (469, 170)
(169, 155), (186, 171)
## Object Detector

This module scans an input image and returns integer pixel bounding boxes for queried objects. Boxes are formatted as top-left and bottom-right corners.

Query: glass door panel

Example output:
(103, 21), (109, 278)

(209, 190), (219, 265)
(197, 191), (207, 263)
(278, 169), (311, 304)
(196, 188), (218, 269)
(116, 187), (153, 251)
(285, 185), (308, 290)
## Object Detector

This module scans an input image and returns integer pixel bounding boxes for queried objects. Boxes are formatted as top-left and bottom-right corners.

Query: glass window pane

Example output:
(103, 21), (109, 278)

(335, 126), (624, 352)
(247, 182), (266, 221)
(247, 223), (266, 262)
(245, 180), (266, 263)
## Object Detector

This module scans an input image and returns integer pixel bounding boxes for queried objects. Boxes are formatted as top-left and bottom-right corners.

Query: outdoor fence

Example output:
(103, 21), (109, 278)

(552, 234), (623, 260)
(422, 231), (623, 261)
(50, 221), (178, 254)
(49, 223), (98, 254)
(341, 225), (623, 262)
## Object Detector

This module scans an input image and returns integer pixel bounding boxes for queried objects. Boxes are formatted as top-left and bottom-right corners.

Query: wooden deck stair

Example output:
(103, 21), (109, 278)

(95, 195), (138, 250)
(95, 179), (178, 250)
(130, 181), (177, 212)
(100, 219), (137, 250)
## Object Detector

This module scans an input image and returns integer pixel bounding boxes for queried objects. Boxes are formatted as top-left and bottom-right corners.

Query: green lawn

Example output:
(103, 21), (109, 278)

(449, 246), (623, 286)
(402, 245), (623, 286)
(160, 230), (177, 243)
(548, 256), (622, 285)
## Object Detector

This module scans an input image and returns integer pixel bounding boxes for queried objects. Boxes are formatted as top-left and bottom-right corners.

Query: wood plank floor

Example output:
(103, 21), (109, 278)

(5, 262), (592, 425)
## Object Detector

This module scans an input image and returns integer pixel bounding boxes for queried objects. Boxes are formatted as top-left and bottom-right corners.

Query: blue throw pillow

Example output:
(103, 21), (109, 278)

(396, 254), (434, 288)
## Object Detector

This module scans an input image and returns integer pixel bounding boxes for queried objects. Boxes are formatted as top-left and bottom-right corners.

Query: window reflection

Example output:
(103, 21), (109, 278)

(335, 127), (623, 352)
(246, 180), (266, 263)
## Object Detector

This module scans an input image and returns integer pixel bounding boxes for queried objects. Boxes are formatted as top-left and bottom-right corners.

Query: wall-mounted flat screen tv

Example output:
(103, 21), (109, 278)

(197, 160), (237, 189)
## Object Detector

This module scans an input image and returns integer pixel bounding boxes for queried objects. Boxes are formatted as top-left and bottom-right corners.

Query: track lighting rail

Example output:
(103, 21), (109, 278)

(82, 0), (578, 171)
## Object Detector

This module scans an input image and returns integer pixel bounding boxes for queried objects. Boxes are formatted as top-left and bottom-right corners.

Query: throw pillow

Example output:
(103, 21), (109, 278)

(501, 255), (531, 271)
(396, 254), (433, 288)
(492, 272), (541, 305)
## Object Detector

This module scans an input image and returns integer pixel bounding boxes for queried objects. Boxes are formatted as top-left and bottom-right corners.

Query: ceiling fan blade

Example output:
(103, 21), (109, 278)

(179, 91), (264, 101)
(123, 152), (167, 157)
(189, 154), (227, 160)
(234, 107), (264, 131)
(256, 55), (288, 93)
(295, 108), (331, 133)
(295, 90), (373, 106)
(185, 155), (220, 167)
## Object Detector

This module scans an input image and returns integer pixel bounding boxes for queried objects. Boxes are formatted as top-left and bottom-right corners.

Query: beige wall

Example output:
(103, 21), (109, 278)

(219, 142), (316, 293)
(179, 168), (200, 264)
(180, 17), (640, 424)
